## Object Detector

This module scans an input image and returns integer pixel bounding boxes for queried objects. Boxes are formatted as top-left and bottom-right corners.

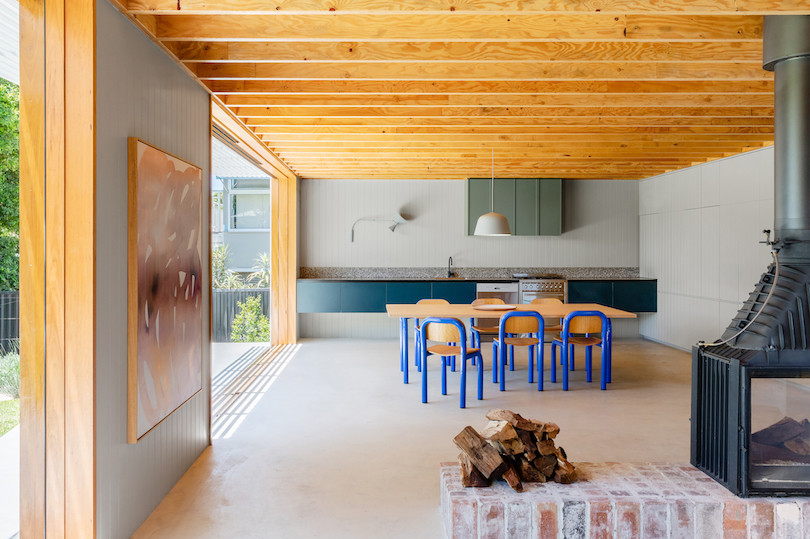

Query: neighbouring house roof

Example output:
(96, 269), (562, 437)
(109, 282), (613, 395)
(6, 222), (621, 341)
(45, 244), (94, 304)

(212, 137), (270, 191)
(0, 0), (19, 86)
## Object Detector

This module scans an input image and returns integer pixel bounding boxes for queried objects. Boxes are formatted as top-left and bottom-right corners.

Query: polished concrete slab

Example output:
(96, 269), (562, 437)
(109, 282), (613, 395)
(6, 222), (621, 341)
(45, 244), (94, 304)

(133, 338), (692, 539)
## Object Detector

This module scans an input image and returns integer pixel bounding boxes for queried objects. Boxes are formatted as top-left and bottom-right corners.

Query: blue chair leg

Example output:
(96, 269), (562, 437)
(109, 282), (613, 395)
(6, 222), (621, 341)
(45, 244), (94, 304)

(600, 345), (607, 390)
(606, 321), (613, 383)
(499, 342), (507, 392)
(585, 346), (593, 383)
(476, 353), (484, 400)
(401, 318), (408, 384)
(550, 342), (558, 383)
(537, 343), (544, 391)
(528, 344), (535, 384)
(569, 343), (575, 371)
(562, 343), (569, 391)
(459, 356), (467, 408)
(421, 352), (428, 403)
(492, 341), (499, 383)
(441, 357), (448, 396)
(509, 345), (515, 371)
(451, 352), (456, 372)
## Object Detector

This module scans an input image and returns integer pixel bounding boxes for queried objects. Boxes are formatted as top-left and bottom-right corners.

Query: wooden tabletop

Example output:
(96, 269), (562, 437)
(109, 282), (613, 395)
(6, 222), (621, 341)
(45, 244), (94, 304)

(386, 303), (637, 319)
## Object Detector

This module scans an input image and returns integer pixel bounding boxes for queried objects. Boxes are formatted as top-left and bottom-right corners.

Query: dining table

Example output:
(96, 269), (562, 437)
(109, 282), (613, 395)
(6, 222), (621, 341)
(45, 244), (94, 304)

(386, 302), (637, 384)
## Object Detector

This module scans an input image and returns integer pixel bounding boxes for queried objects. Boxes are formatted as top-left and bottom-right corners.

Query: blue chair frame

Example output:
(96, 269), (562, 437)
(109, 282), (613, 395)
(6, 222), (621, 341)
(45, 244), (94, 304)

(550, 310), (611, 391)
(418, 317), (484, 409)
(491, 311), (545, 392)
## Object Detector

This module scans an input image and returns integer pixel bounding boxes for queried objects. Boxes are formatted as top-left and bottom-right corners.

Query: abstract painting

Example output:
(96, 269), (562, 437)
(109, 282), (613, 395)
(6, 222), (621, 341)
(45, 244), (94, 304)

(128, 138), (203, 443)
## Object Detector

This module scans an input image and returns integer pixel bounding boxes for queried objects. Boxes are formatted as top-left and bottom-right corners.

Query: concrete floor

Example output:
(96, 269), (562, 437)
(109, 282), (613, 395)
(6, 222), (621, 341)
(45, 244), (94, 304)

(134, 338), (692, 539)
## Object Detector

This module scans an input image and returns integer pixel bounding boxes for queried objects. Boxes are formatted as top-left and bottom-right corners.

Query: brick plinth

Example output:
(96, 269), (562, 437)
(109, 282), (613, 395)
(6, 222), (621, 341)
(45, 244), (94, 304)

(440, 462), (810, 538)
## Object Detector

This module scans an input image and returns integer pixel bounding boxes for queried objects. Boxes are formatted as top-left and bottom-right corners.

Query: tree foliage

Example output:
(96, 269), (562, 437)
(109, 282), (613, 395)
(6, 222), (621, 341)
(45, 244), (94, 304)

(230, 295), (270, 342)
(0, 80), (19, 291)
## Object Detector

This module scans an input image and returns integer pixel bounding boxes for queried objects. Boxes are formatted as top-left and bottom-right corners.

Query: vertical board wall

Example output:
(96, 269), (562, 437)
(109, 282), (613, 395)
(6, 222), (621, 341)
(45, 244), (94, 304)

(638, 146), (774, 350)
(96, 1), (211, 536)
(300, 179), (639, 268)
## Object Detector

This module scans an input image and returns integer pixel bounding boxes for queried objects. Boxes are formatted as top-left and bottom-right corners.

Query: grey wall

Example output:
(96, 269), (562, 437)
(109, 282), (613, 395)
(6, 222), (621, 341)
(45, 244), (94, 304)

(96, 1), (210, 536)
(638, 146), (774, 350)
(300, 179), (639, 268)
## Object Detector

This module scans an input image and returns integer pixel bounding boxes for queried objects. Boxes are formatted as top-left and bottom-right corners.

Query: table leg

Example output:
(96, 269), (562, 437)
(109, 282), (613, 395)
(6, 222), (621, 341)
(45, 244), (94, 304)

(606, 319), (613, 384)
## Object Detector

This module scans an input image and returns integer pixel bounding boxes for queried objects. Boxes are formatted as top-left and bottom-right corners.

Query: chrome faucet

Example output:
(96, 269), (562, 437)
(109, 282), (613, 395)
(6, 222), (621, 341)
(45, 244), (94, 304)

(447, 256), (454, 278)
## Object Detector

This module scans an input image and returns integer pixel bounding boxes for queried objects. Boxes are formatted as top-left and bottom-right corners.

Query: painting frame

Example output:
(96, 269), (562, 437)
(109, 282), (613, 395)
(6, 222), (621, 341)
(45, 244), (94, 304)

(127, 137), (204, 444)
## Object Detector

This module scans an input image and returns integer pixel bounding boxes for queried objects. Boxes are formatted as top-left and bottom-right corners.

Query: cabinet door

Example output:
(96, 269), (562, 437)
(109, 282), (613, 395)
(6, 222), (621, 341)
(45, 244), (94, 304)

(297, 281), (342, 313)
(386, 281), (432, 305)
(567, 280), (613, 306)
(431, 281), (477, 304)
(539, 179), (562, 236)
(612, 280), (658, 312)
(514, 179), (539, 236)
(341, 282), (387, 312)
(467, 178), (491, 235)
(492, 178), (516, 234)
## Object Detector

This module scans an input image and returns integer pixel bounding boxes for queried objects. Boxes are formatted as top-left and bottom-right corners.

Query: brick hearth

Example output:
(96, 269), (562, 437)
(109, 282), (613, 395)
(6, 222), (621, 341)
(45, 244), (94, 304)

(440, 462), (810, 538)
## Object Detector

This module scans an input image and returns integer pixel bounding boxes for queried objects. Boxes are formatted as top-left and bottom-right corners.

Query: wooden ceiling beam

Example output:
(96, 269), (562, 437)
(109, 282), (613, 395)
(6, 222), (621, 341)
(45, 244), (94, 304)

(258, 133), (775, 141)
(236, 107), (774, 118)
(168, 40), (764, 63)
(126, 0), (805, 14)
(190, 61), (770, 81)
(153, 14), (764, 42)
(205, 80), (775, 94)
(222, 94), (773, 108)
(246, 117), (775, 128)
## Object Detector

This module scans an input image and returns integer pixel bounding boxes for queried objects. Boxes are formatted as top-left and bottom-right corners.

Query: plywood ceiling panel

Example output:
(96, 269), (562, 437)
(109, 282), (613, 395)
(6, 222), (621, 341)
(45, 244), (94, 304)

(117, 1), (803, 180)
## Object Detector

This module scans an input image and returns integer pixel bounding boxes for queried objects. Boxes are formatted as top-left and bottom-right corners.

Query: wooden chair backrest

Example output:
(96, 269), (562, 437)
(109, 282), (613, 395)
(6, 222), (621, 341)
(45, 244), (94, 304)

(504, 314), (539, 333)
(424, 319), (462, 342)
(530, 298), (563, 306)
(568, 315), (602, 334)
(417, 298), (450, 305)
(472, 298), (505, 306)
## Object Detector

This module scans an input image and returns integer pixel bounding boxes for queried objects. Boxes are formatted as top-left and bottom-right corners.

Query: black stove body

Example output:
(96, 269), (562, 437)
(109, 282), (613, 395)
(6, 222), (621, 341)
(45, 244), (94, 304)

(691, 16), (810, 497)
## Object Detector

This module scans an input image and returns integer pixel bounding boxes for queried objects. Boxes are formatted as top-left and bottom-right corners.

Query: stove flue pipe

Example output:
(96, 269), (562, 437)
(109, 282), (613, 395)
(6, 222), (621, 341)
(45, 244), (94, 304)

(763, 16), (810, 261)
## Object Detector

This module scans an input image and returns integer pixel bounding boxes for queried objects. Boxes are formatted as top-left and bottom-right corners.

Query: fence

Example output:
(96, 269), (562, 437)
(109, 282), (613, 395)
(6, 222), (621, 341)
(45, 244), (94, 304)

(0, 291), (19, 352)
(212, 288), (270, 342)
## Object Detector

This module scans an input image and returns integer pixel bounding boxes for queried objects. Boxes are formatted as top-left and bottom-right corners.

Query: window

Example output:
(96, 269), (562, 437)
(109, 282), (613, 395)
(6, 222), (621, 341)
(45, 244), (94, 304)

(230, 192), (270, 230)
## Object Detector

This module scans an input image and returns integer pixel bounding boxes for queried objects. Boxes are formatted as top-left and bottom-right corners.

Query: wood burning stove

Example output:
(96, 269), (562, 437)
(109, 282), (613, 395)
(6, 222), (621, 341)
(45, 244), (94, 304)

(691, 15), (810, 497)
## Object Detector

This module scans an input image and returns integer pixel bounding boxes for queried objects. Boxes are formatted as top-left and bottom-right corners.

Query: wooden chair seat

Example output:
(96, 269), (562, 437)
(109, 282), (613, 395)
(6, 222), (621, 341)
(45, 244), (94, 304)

(544, 324), (562, 332)
(471, 324), (499, 333)
(427, 344), (481, 356)
(566, 335), (602, 347)
(503, 336), (540, 346)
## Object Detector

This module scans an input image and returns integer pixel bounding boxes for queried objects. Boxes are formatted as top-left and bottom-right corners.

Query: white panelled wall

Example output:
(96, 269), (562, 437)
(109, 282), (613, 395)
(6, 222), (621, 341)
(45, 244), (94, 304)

(300, 179), (641, 338)
(301, 179), (638, 268)
(638, 146), (775, 350)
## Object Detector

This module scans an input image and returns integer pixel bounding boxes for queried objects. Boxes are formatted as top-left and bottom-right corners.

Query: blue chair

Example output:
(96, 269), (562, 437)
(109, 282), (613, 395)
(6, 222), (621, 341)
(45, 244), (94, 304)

(413, 299), (451, 372)
(550, 311), (611, 391)
(418, 317), (484, 408)
(492, 311), (545, 392)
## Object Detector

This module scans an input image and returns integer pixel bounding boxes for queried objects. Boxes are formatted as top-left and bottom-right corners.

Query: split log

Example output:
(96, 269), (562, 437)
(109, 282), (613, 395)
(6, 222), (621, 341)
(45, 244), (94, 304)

(515, 455), (547, 483)
(459, 453), (491, 487)
(454, 426), (508, 479)
(536, 439), (556, 456)
(751, 417), (806, 445)
(481, 420), (525, 455)
(516, 429), (538, 460)
(502, 461), (524, 492)
(535, 454), (558, 477)
(554, 447), (578, 484)
(486, 409), (538, 432)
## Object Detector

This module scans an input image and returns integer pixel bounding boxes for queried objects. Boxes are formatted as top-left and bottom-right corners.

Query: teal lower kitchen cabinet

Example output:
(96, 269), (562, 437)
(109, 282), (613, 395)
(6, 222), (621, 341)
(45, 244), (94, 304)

(341, 282), (387, 312)
(431, 281), (476, 304)
(567, 279), (657, 313)
(297, 280), (477, 313)
(386, 281), (432, 305)
(297, 280), (342, 313)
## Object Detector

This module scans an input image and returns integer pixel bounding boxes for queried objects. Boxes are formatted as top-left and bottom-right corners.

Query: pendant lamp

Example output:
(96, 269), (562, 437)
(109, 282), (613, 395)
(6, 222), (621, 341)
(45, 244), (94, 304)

(473, 149), (511, 236)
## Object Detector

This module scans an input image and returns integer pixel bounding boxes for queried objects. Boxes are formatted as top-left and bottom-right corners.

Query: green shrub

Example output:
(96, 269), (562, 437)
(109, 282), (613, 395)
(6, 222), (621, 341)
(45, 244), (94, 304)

(231, 295), (270, 342)
(0, 345), (20, 399)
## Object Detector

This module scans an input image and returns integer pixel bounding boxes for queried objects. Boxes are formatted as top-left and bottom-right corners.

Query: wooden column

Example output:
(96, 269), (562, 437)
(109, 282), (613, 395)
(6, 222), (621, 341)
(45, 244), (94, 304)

(272, 174), (298, 344)
(19, 0), (96, 536)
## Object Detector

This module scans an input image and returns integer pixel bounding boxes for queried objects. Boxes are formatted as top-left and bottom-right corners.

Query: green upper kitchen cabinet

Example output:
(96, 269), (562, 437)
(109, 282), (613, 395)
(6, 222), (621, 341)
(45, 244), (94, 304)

(467, 178), (562, 236)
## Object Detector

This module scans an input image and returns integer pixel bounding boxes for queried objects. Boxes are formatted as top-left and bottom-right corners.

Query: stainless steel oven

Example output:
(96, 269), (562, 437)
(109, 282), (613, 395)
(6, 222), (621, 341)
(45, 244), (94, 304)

(476, 282), (519, 304)
(519, 278), (567, 304)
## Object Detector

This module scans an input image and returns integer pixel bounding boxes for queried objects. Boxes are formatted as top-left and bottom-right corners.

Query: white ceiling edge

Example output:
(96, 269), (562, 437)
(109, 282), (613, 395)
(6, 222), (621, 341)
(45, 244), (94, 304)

(0, 0), (19, 86)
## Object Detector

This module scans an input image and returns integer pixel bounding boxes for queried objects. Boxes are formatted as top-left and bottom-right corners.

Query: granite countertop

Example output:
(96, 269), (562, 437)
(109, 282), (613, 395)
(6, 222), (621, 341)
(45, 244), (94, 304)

(298, 267), (653, 281)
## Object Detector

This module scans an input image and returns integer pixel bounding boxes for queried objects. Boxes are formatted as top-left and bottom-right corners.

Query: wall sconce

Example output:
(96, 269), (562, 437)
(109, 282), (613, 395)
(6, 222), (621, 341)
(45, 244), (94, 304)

(351, 212), (408, 242)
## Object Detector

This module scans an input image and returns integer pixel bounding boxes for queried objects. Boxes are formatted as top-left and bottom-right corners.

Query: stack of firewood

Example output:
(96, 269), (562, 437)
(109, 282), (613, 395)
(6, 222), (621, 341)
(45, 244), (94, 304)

(453, 409), (577, 492)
